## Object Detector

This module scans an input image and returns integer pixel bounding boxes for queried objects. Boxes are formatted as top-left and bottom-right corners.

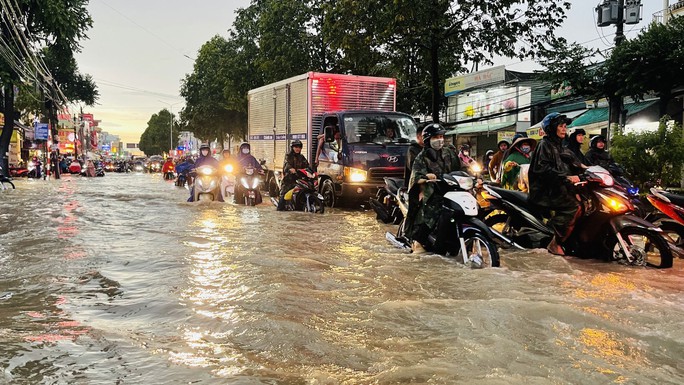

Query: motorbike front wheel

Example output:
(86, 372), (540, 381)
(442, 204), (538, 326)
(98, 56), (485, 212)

(304, 195), (325, 214)
(459, 231), (500, 268)
(610, 227), (673, 268)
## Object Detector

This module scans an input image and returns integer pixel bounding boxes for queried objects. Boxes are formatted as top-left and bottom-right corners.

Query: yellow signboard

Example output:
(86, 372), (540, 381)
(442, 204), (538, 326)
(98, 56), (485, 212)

(0, 112), (4, 126)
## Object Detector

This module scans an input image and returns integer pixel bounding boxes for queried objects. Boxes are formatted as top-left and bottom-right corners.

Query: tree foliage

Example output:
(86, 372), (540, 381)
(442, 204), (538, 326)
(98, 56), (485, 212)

(138, 109), (179, 156)
(611, 117), (684, 188)
(181, 0), (571, 129)
(1, 0), (97, 174)
(605, 17), (684, 116)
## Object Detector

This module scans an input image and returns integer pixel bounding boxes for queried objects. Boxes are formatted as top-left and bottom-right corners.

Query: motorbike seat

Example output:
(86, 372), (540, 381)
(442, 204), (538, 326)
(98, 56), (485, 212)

(486, 185), (531, 208)
(384, 177), (405, 195)
(661, 191), (684, 208)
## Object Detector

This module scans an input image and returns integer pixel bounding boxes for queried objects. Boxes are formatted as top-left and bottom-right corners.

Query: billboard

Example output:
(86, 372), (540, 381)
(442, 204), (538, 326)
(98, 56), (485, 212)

(35, 123), (49, 140)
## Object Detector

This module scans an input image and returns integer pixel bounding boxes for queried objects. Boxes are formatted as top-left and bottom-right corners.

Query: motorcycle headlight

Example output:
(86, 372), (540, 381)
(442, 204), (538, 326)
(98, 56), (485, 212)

(596, 191), (632, 214)
(470, 163), (482, 174)
(200, 166), (213, 176)
(241, 177), (250, 189)
(344, 167), (366, 182)
(252, 178), (260, 189)
(224, 164), (233, 173)
(627, 186), (639, 196)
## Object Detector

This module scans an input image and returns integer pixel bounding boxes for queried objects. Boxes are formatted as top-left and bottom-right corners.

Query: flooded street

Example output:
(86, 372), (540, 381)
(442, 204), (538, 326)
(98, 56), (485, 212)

(1, 173), (683, 384)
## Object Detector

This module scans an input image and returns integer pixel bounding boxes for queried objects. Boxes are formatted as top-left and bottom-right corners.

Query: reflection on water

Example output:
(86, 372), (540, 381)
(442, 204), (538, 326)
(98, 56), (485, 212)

(0, 174), (683, 384)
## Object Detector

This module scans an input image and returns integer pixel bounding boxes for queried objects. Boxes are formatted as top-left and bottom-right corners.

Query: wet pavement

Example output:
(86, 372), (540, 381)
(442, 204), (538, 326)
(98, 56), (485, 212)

(1, 173), (683, 384)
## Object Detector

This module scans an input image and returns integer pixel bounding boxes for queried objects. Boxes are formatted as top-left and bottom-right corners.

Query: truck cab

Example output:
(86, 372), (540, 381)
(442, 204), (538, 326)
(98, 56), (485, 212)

(314, 110), (418, 206)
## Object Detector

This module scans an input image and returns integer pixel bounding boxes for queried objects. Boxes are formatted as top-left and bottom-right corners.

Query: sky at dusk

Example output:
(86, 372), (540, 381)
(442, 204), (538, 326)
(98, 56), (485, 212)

(74, 0), (668, 144)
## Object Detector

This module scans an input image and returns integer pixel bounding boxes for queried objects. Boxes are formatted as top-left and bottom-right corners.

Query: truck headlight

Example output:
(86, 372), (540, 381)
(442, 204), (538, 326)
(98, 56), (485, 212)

(344, 167), (367, 183)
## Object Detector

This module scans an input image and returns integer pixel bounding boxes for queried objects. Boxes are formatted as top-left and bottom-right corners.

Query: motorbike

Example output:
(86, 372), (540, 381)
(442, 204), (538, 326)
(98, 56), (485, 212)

(608, 164), (648, 217)
(646, 188), (684, 254)
(270, 168), (325, 213)
(0, 165), (15, 190)
(191, 165), (221, 202)
(27, 160), (42, 179)
(235, 166), (263, 206)
(483, 166), (673, 268)
(9, 165), (28, 178)
(369, 177), (406, 225)
(163, 171), (175, 180)
(385, 171), (500, 268)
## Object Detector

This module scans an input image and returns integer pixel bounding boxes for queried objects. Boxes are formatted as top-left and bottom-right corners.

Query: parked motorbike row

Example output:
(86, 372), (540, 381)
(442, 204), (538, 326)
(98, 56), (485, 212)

(371, 165), (683, 270)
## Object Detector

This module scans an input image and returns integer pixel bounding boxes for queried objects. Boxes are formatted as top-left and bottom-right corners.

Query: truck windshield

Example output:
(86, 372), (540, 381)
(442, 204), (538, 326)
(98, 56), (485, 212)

(342, 114), (417, 144)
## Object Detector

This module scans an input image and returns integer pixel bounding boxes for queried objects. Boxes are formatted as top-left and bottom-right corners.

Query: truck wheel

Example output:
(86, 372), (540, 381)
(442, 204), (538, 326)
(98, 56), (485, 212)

(321, 179), (335, 208)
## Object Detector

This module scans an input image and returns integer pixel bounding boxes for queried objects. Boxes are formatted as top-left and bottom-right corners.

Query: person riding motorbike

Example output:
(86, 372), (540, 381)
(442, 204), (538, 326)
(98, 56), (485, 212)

(236, 142), (264, 173)
(585, 135), (615, 169)
(162, 157), (175, 177)
(277, 140), (309, 211)
(406, 123), (460, 254)
(528, 112), (582, 256)
(457, 144), (476, 172)
(501, 136), (537, 192)
(188, 143), (222, 202)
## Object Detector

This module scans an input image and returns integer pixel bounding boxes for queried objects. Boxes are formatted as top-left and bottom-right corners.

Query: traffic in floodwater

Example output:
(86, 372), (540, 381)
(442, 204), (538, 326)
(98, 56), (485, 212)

(1, 173), (684, 384)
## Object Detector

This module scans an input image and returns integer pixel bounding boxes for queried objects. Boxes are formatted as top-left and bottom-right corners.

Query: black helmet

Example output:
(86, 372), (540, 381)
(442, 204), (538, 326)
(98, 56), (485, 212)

(571, 128), (586, 136)
(199, 143), (210, 151)
(291, 140), (303, 148)
(541, 112), (572, 136)
(239, 142), (251, 154)
(459, 144), (471, 152)
(590, 135), (606, 149)
(422, 123), (447, 143)
(485, 150), (494, 157)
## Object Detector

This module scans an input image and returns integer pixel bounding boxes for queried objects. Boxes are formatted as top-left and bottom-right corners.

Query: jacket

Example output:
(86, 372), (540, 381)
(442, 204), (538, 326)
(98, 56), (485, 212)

(528, 134), (572, 204)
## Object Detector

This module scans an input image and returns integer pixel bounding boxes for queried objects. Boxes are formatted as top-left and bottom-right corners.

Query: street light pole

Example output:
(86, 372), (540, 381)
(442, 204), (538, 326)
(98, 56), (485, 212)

(159, 100), (182, 155)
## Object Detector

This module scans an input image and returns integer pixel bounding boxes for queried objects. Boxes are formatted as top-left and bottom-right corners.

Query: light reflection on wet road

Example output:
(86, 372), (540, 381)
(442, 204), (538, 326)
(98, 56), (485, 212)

(0, 173), (683, 384)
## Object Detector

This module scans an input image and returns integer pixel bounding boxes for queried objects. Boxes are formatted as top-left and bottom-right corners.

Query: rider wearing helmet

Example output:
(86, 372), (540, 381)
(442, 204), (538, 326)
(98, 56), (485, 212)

(529, 112), (581, 256)
(406, 123), (460, 253)
(237, 142), (264, 172)
(457, 144), (475, 172)
(188, 143), (222, 202)
(277, 140), (310, 211)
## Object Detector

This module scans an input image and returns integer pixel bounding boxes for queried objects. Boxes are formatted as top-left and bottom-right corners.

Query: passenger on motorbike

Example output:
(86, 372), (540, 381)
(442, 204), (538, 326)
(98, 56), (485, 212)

(277, 140), (309, 211)
(406, 123), (460, 254)
(404, 127), (424, 186)
(162, 157), (175, 175)
(501, 136), (537, 192)
(585, 135), (615, 169)
(188, 143), (223, 202)
(529, 112), (582, 256)
(564, 128), (589, 166)
(488, 139), (509, 182)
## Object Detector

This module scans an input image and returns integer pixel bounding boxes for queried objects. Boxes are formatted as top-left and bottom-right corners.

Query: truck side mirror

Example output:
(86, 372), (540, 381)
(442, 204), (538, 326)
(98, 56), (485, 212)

(324, 125), (334, 142)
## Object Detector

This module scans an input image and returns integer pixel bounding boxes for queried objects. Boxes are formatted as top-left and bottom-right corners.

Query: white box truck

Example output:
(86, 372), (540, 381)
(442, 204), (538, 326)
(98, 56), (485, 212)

(248, 72), (419, 206)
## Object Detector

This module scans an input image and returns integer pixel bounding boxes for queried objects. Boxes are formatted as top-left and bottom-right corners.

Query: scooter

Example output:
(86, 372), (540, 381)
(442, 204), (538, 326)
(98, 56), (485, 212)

(192, 165), (221, 202)
(235, 166), (263, 206)
(0, 165), (15, 190)
(483, 166), (673, 268)
(270, 168), (325, 213)
(386, 171), (500, 268)
(646, 188), (684, 255)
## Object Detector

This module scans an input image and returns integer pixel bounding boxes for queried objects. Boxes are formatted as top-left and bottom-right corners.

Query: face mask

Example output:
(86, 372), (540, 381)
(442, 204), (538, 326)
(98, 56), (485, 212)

(462, 151), (470, 157)
(242, 148), (249, 154)
(430, 138), (444, 151)
(520, 145), (531, 154)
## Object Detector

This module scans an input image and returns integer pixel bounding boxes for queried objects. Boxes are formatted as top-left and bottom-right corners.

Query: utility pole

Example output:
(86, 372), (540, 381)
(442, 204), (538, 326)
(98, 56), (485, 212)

(596, 0), (642, 145)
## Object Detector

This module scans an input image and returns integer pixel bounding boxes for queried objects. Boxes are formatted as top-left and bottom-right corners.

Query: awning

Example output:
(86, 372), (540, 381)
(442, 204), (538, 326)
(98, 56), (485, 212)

(569, 100), (657, 128)
(445, 122), (516, 136)
(529, 109), (589, 130)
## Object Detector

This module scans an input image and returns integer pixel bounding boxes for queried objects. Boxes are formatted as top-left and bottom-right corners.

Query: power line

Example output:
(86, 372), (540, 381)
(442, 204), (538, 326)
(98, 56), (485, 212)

(97, 0), (194, 61)
(94, 78), (183, 99)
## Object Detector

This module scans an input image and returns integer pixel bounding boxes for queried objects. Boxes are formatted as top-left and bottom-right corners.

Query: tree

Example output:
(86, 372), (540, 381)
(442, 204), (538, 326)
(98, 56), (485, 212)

(138, 109), (179, 156)
(605, 17), (684, 118)
(373, 0), (572, 122)
(180, 36), (248, 145)
(0, 0), (97, 175)
(611, 117), (684, 188)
